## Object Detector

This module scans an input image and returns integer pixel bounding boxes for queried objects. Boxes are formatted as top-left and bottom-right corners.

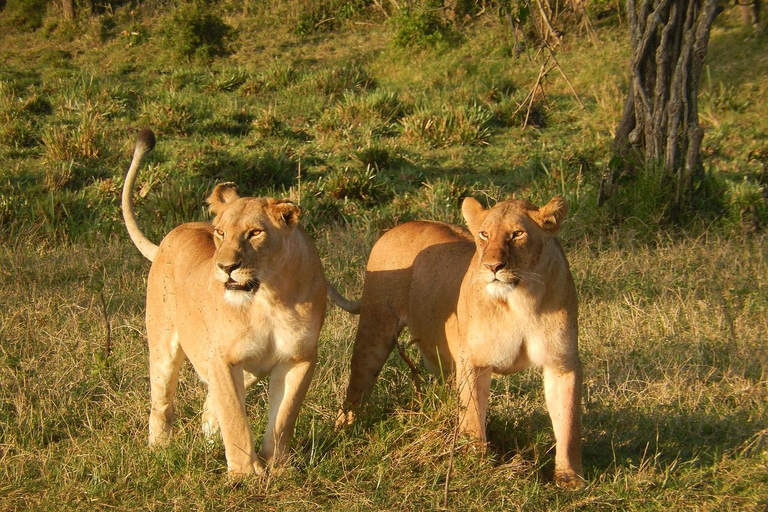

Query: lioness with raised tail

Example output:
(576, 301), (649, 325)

(122, 128), (337, 477)
(336, 195), (584, 487)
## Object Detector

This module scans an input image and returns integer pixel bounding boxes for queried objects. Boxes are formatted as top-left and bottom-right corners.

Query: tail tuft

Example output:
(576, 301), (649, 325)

(136, 128), (156, 154)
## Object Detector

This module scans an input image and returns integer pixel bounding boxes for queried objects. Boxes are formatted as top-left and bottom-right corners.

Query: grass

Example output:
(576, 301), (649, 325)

(1, 230), (766, 511)
(1, 1), (767, 510)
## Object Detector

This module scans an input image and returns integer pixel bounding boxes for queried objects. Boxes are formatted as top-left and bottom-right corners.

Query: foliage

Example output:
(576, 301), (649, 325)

(294, 0), (374, 34)
(2, 0), (48, 32)
(162, 1), (236, 61)
(391, 0), (458, 48)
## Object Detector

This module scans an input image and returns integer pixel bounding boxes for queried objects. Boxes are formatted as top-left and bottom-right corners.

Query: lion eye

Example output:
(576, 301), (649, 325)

(214, 229), (225, 238)
(478, 231), (489, 241)
(248, 229), (264, 239)
(511, 230), (526, 240)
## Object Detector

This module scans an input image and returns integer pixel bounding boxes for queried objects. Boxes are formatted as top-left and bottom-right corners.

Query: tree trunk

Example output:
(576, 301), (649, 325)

(608, 0), (718, 208)
(62, 0), (76, 20)
(739, 0), (760, 31)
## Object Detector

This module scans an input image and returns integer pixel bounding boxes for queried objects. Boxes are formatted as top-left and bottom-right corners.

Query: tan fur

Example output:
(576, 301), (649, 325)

(122, 129), (326, 477)
(337, 196), (584, 487)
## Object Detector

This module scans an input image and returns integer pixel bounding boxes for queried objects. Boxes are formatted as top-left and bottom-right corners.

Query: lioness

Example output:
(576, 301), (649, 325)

(122, 128), (327, 477)
(337, 196), (584, 487)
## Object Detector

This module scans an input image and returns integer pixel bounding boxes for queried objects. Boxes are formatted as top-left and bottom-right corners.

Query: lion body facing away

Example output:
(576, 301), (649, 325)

(338, 196), (584, 487)
(123, 129), (326, 477)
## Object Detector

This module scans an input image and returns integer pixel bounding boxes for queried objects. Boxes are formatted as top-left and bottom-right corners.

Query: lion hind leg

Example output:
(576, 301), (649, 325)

(201, 392), (220, 442)
(148, 330), (185, 446)
(338, 304), (403, 427)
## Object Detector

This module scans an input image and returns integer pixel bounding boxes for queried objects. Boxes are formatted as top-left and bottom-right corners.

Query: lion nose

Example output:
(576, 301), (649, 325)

(217, 261), (241, 275)
(484, 262), (506, 274)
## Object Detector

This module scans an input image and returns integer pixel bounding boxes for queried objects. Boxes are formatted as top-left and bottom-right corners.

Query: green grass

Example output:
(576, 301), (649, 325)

(1, 2), (767, 510)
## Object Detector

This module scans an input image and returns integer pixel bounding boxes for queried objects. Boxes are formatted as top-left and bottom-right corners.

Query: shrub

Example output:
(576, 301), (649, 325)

(724, 176), (767, 233)
(163, 2), (236, 61)
(391, 1), (457, 48)
(294, 0), (373, 35)
(2, 0), (48, 32)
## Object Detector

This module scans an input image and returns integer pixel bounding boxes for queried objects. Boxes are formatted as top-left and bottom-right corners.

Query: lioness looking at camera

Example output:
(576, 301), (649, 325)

(122, 128), (329, 477)
(336, 195), (584, 487)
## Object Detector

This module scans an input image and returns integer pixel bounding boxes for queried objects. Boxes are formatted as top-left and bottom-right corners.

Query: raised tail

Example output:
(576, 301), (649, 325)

(121, 128), (159, 262)
(327, 284), (361, 314)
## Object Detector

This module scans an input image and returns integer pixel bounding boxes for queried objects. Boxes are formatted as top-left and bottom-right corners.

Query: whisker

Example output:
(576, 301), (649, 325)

(510, 269), (545, 285)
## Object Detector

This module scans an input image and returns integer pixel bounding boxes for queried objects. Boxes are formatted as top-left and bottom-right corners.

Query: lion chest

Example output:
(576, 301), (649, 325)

(463, 316), (528, 374)
(206, 298), (319, 378)
(460, 291), (560, 374)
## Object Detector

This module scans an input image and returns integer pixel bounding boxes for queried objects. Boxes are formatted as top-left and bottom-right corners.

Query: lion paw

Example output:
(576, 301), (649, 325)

(554, 470), (586, 489)
(334, 409), (356, 431)
(226, 459), (265, 482)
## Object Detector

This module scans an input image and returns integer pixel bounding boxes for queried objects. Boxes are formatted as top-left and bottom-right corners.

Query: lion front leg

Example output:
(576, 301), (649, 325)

(455, 356), (492, 447)
(208, 357), (264, 477)
(202, 372), (259, 442)
(543, 364), (584, 488)
(260, 359), (316, 468)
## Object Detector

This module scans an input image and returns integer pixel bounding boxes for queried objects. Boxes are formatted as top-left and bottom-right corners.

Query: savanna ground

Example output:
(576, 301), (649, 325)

(1, 1), (767, 510)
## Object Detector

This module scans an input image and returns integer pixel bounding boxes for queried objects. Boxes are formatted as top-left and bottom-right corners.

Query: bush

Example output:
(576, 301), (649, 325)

(294, 0), (373, 35)
(163, 2), (236, 61)
(2, 0), (48, 32)
(391, 1), (457, 48)
(724, 176), (767, 233)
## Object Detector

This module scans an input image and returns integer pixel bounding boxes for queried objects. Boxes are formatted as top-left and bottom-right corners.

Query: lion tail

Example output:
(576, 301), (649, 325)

(121, 128), (159, 262)
(327, 284), (361, 314)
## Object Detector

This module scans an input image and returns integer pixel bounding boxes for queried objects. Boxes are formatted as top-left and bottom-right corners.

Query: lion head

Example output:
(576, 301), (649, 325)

(206, 182), (301, 307)
(461, 195), (568, 300)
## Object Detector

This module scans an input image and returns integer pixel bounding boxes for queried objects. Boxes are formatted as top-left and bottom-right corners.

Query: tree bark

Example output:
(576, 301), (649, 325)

(739, 0), (760, 31)
(62, 0), (76, 20)
(609, 0), (718, 208)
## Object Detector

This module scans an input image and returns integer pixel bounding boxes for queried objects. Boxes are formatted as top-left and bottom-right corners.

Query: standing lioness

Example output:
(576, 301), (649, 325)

(122, 128), (326, 477)
(337, 195), (584, 487)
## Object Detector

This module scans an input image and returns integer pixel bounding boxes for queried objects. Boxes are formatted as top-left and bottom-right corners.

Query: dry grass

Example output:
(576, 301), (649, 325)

(0, 227), (765, 511)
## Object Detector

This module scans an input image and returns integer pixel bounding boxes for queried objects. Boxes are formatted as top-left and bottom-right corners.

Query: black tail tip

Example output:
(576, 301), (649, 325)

(137, 127), (156, 152)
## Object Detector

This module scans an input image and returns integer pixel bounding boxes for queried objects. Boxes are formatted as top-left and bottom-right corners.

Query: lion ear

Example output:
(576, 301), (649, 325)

(207, 182), (240, 215)
(268, 200), (301, 227)
(462, 197), (488, 237)
(533, 195), (568, 235)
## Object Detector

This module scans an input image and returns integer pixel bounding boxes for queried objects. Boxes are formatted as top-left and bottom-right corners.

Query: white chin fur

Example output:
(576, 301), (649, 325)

(485, 281), (515, 301)
(224, 289), (255, 308)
